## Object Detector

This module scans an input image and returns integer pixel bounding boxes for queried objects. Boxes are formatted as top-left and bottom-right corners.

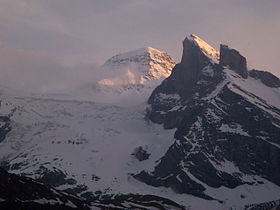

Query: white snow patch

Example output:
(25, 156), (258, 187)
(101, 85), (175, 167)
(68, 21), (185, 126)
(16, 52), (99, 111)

(219, 124), (250, 137)
(205, 108), (221, 122)
(158, 93), (180, 101)
(202, 65), (215, 77)
(262, 139), (280, 149)
(34, 198), (62, 205)
(226, 69), (280, 113)
(209, 159), (241, 174)
(203, 79), (229, 101)
(168, 105), (183, 112)
(205, 177), (280, 210)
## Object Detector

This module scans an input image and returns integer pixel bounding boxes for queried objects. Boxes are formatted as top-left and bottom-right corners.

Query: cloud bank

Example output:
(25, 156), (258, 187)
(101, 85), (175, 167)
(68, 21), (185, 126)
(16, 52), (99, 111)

(0, 48), (106, 94)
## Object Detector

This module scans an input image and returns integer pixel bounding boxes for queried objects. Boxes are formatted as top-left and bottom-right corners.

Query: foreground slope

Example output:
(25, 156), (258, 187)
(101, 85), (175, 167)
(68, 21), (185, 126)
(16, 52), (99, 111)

(0, 167), (91, 210)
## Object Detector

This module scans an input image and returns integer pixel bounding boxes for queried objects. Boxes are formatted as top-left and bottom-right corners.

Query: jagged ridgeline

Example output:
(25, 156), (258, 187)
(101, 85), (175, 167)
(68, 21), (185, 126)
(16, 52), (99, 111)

(136, 34), (280, 201)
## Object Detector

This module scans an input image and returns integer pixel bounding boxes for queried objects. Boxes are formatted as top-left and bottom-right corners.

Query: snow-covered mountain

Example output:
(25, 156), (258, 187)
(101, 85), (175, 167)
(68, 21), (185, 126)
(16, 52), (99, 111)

(48, 47), (175, 105)
(0, 35), (280, 210)
(95, 47), (175, 94)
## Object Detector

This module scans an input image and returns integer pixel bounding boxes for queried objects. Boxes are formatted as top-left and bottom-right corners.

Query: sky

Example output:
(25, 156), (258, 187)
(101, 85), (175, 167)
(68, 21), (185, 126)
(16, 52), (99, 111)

(0, 0), (279, 92)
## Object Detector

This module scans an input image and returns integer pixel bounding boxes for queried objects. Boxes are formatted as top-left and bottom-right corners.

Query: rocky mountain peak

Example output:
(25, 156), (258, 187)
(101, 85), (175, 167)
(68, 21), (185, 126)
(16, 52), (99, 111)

(180, 34), (218, 77)
(220, 44), (248, 78)
(182, 35), (249, 79)
(148, 34), (222, 105)
(95, 47), (175, 94)
(103, 47), (175, 81)
(141, 34), (280, 205)
(188, 34), (220, 61)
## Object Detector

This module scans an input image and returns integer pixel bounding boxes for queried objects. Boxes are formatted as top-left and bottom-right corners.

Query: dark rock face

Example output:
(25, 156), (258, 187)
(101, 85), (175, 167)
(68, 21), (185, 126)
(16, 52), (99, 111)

(0, 100), (17, 143)
(131, 146), (150, 161)
(244, 199), (280, 210)
(138, 35), (280, 200)
(93, 194), (186, 210)
(3, 163), (80, 188)
(249, 69), (280, 87)
(180, 35), (212, 80)
(36, 166), (77, 187)
(139, 86), (280, 197)
(0, 167), (187, 210)
(220, 44), (248, 78)
(0, 116), (11, 143)
(148, 35), (223, 127)
(0, 167), (90, 210)
(148, 35), (217, 101)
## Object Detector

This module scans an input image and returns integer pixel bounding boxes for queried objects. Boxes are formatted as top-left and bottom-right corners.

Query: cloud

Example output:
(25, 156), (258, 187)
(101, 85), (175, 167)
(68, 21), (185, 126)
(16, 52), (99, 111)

(0, 48), (104, 93)
(0, 47), (145, 95)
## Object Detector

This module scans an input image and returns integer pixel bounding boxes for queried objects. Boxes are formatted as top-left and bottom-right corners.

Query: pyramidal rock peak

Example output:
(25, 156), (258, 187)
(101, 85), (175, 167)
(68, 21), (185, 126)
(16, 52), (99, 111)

(188, 34), (220, 61)
(141, 34), (280, 207)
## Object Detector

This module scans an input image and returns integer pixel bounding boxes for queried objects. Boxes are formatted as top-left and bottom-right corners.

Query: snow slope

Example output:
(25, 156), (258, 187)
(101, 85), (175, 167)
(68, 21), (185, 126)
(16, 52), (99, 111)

(226, 68), (280, 115)
(0, 96), (174, 193)
(0, 95), (216, 209)
(1, 72), (280, 210)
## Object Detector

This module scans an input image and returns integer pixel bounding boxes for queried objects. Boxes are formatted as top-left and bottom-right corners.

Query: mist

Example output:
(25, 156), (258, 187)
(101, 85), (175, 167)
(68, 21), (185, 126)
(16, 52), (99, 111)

(0, 47), (128, 95)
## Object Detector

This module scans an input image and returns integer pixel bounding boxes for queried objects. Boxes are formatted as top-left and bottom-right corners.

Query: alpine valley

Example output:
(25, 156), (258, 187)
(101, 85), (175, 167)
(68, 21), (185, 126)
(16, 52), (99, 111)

(0, 34), (279, 210)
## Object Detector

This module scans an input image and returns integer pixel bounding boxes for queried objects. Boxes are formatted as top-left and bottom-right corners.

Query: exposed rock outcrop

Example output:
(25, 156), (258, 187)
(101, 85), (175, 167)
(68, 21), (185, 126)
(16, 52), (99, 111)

(0, 167), (90, 210)
(147, 34), (223, 127)
(131, 146), (150, 161)
(220, 44), (248, 78)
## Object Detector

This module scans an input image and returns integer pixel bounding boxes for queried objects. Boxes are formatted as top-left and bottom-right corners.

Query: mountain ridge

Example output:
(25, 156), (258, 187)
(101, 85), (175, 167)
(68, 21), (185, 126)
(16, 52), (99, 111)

(0, 34), (279, 210)
(137, 34), (280, 206)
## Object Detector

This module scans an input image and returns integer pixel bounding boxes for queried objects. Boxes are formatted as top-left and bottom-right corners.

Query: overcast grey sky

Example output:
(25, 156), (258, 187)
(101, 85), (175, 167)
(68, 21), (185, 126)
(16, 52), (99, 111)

(0, 0), (279, 88)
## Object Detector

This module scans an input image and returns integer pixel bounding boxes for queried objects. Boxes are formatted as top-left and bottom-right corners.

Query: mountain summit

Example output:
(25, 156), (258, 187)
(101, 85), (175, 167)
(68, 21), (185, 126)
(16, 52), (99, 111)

(188, 34), (220, 61)
(103, 47), (175, 80)
(96, 47), (175, 93)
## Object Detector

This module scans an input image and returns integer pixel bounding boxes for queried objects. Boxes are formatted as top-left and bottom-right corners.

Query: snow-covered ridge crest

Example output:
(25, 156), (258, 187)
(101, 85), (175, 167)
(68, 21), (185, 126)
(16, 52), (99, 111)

(103, 47), (175, 80)
(96, 47), (175, 93)
(189, 34), (220, 61)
